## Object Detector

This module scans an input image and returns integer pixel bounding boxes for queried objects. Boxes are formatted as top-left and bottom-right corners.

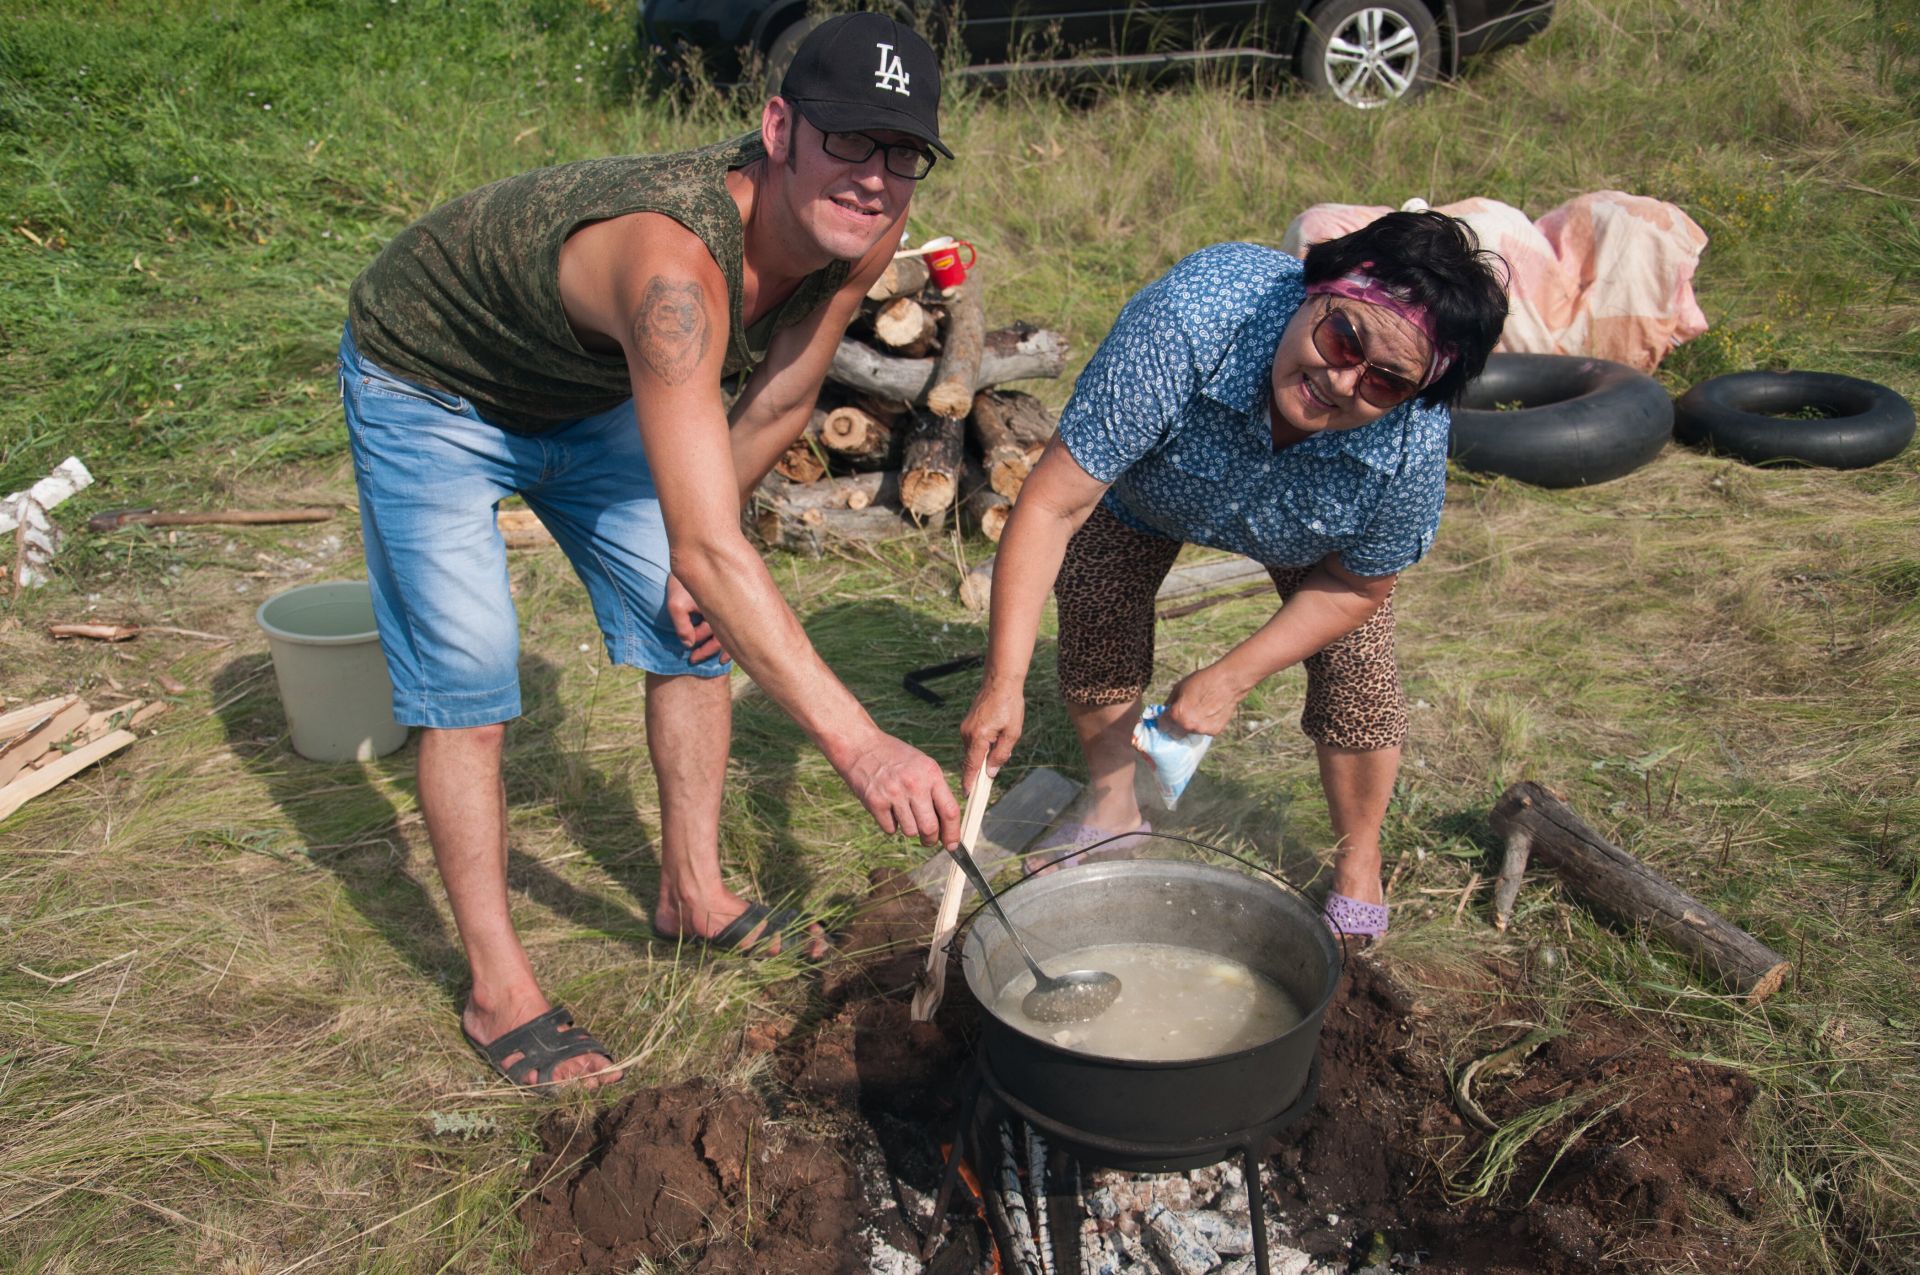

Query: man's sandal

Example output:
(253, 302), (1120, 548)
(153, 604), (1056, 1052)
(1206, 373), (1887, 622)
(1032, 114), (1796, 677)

(1322, 892), (1389, 942)
(652, 900), (817, 958)
(461, 1005), (615, 1089)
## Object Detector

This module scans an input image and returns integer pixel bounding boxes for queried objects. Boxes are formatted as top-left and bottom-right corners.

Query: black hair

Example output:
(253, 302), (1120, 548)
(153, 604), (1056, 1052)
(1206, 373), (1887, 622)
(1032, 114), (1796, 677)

(1301, 209), (1510, 407)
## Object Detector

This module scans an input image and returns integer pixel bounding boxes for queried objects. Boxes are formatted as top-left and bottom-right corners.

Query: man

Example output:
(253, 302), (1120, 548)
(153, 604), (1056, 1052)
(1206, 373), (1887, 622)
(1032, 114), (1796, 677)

(340, 13), (962, 1089)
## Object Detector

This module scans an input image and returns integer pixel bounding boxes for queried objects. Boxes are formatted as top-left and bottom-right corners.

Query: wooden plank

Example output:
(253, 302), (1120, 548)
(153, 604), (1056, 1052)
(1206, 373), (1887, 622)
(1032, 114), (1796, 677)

(910, 766), (1083, 898)
(0, 695), (79, 745)
(0, 730), (137, 822)
(959, 551), (1271, 612)
(0, 700), (89, 787)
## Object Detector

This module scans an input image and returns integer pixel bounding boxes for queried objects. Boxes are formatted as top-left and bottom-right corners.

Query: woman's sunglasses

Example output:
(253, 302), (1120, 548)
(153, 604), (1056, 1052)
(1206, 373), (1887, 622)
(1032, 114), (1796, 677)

(1310, 306), (1423, 408)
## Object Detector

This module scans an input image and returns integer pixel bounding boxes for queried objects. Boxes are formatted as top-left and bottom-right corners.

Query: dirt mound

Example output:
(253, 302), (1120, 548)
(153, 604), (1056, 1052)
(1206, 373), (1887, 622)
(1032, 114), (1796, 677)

(516, 872), (1760, 1274)
(1279, 955), (1758, 1273)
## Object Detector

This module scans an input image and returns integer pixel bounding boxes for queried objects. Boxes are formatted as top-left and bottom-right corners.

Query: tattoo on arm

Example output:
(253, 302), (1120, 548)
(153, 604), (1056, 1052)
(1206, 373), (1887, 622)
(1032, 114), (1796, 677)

(632, 277), (711, 385)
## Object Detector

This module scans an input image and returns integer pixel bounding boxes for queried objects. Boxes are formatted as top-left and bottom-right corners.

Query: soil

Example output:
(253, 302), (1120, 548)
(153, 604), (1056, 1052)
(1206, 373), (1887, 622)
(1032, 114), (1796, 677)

(518, 872), (1760, 1274)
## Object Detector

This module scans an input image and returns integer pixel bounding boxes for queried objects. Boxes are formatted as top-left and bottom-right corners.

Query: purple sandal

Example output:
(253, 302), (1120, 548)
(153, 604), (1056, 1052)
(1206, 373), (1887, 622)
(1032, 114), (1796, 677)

(1322, 892), (1389, 941)
(1023, 820), (1153, 876)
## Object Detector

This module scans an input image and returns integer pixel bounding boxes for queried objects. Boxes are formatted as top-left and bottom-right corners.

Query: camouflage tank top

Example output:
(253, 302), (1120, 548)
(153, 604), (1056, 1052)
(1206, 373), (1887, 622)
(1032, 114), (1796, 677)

(346, 132), (850, 433)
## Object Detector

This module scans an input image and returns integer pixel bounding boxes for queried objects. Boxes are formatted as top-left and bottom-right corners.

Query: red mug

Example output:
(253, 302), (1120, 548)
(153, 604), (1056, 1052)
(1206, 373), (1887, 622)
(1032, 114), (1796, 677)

(923, 236), (976, 291)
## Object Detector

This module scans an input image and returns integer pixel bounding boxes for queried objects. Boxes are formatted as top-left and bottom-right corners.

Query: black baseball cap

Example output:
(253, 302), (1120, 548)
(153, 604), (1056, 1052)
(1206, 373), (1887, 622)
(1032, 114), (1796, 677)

(779, 12), (952, 159)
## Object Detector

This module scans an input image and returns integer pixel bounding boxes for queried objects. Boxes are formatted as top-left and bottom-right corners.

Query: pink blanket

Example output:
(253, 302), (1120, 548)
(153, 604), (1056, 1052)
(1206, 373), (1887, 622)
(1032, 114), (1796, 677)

(1279, 193), (1709, 371)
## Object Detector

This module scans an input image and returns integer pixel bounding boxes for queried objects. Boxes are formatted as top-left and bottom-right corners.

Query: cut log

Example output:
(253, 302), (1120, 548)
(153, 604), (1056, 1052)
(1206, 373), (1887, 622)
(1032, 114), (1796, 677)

(961, 459), (1012, 542)
(970, 389), (1055, 499)
(872, 296), (940, 356)
(0, 729), (137, 822)
(927, 273), (986, 419)
(755, 472), (900, 514)
(773, 409), (830, 484)
(1488, 780), (1791, 1002)
(865, 254), (931, 304)
(820, 405), (899, 470)
(958, 552), (1271, 612)
(750, 503), (916, 557)
(899, 409), (966, 523)
(0, 698), (89, 787)
(829, 325), (1069, 405)
(495, 508), (554, 550)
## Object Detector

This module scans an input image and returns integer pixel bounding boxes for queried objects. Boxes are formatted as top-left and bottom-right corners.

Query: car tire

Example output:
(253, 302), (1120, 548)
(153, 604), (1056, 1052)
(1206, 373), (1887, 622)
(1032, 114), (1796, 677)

(1673, 371), (1916, 470)
(762, 16), (824, 100)
(1450, 353), (1674, 487)
(1297, 0), (1441, 108)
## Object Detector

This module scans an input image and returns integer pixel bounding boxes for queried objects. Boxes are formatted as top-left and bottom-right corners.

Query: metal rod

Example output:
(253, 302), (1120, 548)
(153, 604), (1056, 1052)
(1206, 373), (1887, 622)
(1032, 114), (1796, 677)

(1244, 1143), (1271, 1275)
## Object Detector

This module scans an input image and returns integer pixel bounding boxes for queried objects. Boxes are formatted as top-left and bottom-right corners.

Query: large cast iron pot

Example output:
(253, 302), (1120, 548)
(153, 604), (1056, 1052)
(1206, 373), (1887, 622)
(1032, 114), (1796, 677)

(959, 857), (1341, 1145)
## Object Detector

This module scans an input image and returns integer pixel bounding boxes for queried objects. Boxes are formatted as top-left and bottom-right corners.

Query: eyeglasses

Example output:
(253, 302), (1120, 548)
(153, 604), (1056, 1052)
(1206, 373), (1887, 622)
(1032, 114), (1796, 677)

(819, 129), (937, 181)
(1310, 305), (1423, 408)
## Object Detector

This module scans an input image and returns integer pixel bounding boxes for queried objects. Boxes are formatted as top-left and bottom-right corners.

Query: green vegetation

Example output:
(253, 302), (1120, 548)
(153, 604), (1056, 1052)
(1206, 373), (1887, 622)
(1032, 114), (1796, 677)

(2, 1), (1916, 1271)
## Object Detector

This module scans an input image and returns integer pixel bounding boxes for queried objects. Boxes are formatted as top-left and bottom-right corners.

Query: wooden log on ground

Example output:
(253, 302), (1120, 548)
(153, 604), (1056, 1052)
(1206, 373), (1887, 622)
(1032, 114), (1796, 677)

(865, 254), (930, 303)
(872, 296), (940, 357)
(495, 508), (554, 550)
(750, 504), (917, 557)
(829, 325), (1069, 405)
(773, 409), (830, 484)
(754, 472), (900, 514)
(820, 404), (899, 470)
(970, 389), (1056, 499)
(961, 458), (1011, 542)
(958, 552), (1271, 612)
(927, 274), (986, 420)
(1488, 780), (1791, 1002)
(899, 409), (966, 523)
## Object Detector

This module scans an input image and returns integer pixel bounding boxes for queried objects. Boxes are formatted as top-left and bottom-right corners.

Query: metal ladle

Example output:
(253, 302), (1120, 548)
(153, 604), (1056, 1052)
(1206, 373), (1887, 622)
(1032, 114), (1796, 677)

(945, 762), (1120, 1024)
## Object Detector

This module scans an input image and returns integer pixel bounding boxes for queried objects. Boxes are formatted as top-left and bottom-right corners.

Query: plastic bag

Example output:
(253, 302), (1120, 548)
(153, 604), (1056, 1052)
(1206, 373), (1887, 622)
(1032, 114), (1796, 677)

(1131, 704), (1214, 811)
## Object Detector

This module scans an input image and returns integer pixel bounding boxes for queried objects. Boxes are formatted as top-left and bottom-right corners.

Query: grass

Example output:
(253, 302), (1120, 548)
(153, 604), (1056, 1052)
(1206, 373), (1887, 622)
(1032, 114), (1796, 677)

(2, 0), (1918, 1271)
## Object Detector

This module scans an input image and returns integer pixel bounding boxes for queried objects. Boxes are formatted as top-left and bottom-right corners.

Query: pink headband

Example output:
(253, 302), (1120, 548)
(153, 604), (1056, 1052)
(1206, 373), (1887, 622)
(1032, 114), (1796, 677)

(1305, 267), (1454, 385)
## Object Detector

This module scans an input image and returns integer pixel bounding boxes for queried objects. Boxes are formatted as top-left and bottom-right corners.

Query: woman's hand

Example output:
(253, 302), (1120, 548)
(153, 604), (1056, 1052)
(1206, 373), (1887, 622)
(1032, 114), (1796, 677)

(960, 674), (1026, 795)
(1163, 663), (1252, 738)
(665, 573), (728, 665)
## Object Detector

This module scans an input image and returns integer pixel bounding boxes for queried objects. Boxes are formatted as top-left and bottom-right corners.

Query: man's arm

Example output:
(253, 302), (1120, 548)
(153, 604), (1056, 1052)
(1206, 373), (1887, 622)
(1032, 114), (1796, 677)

(566, 213), (959, 846)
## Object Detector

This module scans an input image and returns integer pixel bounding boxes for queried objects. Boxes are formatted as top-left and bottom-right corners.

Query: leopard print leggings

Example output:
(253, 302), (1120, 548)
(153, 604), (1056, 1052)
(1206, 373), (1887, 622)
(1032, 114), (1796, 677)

(1054, 502), (1407, 750)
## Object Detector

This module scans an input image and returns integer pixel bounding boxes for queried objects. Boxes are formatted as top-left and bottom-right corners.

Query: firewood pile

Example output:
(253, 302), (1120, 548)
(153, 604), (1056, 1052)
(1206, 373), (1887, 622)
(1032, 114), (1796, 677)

(750, 254), (1070, 556)
(0, 694), (166, 821)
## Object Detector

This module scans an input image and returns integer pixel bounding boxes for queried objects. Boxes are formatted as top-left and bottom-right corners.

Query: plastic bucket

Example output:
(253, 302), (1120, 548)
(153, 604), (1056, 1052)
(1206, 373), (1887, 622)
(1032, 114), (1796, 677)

(255, 580), (408, 762)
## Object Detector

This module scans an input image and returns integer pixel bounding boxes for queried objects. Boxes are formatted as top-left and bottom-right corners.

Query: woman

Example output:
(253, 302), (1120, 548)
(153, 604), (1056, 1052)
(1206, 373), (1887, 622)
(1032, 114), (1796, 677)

(960, 211), (1508, 939)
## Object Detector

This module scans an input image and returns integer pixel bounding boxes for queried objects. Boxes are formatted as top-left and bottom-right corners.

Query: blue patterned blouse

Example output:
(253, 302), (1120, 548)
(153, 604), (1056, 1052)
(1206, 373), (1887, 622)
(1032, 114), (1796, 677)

(1056, 243), (1450, 578)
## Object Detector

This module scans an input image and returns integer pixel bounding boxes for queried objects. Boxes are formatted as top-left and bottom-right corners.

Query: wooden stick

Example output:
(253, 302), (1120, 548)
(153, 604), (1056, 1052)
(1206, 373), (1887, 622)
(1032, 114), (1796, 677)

(899, 409), (966, 523)
(1489, 780), (1791, 1001)
(88, 508), (333, 532)
(865, 254), (930, 303)
(872, 296), (940, 356)
(0, 695), (79, 743)
(0, 730), (137, 822)
(1492, 829), (1533, 932)
(912, 762), (992, 1023)
(47, 624), (139, 642)
(927, 273), (986, 420)
(829, 325), (1069, 405)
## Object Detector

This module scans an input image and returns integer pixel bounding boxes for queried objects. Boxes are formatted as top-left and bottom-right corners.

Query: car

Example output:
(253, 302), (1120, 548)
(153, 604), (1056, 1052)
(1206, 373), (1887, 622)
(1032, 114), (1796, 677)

(637, 1), (1556, 110)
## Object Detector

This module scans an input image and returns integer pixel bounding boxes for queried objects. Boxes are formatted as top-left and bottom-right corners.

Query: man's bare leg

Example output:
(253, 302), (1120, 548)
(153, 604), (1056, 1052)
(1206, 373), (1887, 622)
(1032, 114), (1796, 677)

(418, 724), (620, 1087)
(1318, 743), (1400, 906)
(1067, 697), (1148, 833)
(646, 672), (825, 957)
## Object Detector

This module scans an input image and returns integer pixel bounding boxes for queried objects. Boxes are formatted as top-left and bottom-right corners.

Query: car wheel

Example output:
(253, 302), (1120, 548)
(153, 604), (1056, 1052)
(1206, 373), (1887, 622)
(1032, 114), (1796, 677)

(761, 16), (823, 100)
(1298, 0), (1441, 108)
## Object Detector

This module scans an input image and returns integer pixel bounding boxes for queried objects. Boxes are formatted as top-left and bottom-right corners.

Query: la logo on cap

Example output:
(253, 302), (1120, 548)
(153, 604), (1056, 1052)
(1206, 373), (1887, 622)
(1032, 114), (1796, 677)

(873, 42), (911, 96)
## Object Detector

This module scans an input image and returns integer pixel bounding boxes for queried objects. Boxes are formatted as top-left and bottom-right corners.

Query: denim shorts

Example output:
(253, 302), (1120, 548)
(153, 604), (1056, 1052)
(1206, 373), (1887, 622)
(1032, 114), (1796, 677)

(339, 324), (727, 729)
